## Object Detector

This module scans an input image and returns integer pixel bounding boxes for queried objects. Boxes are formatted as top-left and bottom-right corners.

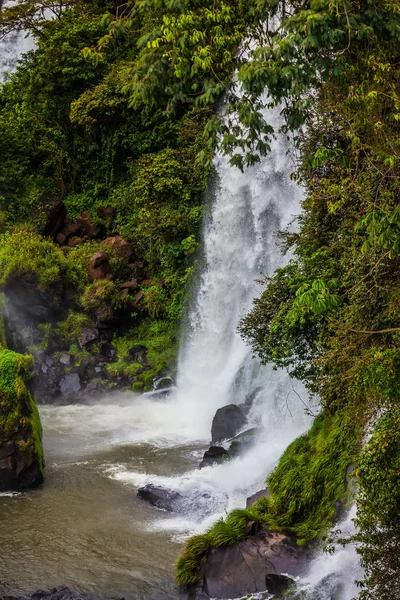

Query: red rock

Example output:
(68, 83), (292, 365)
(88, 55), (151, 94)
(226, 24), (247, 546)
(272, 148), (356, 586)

(102, 236), (133, 260)
(120, 279), (138, 290)
(55, 232), (67, 245)
(68, 236), (84, 247)
(88, 251), (113, 281)
(97, 205), (117, 219)
(61, 220), (82, 238)
(133, 290), (144, 308)
(76, 211), (100, 238)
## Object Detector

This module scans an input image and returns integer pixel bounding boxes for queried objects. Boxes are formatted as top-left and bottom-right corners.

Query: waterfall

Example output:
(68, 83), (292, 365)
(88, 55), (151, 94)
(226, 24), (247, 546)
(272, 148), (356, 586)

(107, 105), (315, 534)
(0, 0), (34, 82)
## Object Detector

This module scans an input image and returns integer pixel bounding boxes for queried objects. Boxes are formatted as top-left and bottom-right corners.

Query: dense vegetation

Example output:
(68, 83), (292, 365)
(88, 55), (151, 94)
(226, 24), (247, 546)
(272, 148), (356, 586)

(0, 344), (44, 488)
(1, 0), (400, 595)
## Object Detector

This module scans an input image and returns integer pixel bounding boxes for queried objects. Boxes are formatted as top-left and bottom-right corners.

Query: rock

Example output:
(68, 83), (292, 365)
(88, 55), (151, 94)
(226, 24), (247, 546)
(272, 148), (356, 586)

(246, 488), (270, 508)
(102, 236), (133, 260)
(76, 211), (100, 238)
(97, 205), (117, 220)
(132, 290), (144, 309)
(0, 349), (44, 492)
(120, 279), (138, 290)
(55, 232), (67, 245)
(188, 529), (310, 599)
(211, 404), (247, 443)
(200, 446), (228, 469)
(88, 251), (112, 281)
(0, 585), (124, 600)
(228, 427), (261, 457)
(137, 484), (182, 511)
(78, 327), (99, 348)
(40, 196), (67, 239)
(68, 236), (84, 247)
(61, 220), (81, 238)
(59, 374), (81, 395)
(59, 353), (70, 366)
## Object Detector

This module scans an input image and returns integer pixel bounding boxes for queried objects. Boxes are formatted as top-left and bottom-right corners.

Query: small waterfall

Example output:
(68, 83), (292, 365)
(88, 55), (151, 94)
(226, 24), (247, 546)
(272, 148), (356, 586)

(0, 0), (34, 82)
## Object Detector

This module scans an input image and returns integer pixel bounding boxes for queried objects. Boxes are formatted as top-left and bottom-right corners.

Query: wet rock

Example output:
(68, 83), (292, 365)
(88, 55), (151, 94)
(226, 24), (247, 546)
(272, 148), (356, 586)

(78, 327), (99, 348)
(102, 236), (133, 260)
(228, 427), (261, 457)
(0, 350), (44, 492)
(187, 529), (310, 599)
(0, 585), (124, 600)
(40, 196), (67, 240)
(88, 251), (112, 281)
(199, 446), (228, 469)
(211, 404), (247, 443)
(246, 488), (270, 508)
(59, 373), (81, 395)
(137, 484), (182, 511)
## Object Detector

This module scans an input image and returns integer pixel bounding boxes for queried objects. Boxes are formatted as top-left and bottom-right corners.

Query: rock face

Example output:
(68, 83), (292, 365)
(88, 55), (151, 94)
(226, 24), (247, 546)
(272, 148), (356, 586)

(0, 585), (123, 600)
(246, 488), (270, 508)
(211, 404), (247, 443)
(199, 446), (228, 469)
(0, 349), (44, 492)
(40, 196), (67, 240)
(187, 528), (310, 600)
(137, 484), (182, 511)
(227, 427), (260, 457)
(88, 251), (112, 281)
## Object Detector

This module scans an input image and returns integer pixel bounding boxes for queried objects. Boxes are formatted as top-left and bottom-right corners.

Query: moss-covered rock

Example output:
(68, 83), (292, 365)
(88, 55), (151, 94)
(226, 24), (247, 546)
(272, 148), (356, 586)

(0, 347), (44, 491)
(176, 411), (359, 588)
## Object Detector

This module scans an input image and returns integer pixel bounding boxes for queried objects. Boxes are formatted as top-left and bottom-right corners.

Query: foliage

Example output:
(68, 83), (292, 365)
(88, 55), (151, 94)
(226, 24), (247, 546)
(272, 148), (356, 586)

(353, 411), (400, 600)
(0, 348), (44, 472)
(176, 411), (357, 585)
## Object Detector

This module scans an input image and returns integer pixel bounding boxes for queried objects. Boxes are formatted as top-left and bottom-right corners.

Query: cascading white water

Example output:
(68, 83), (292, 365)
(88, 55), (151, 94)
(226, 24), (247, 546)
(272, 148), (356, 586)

(104, 106), (315, 538)
(0, 0), (34, 82)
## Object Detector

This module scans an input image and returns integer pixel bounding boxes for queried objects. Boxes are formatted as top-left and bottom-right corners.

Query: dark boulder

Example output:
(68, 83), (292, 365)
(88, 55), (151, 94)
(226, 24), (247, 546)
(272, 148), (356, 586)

(227, 427), (261, 457)
(40, 196), (67, 240)
(78, 327), (99, 349)
(199, 446), (228, 469)
(211, 404), (247, 443)
(137, 484), (182, 511)
(187, 528), (310, 599)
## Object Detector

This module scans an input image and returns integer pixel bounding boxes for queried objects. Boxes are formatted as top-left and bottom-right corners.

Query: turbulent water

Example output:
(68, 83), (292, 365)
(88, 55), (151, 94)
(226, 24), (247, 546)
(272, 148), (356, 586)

(0, 32), (362, 600)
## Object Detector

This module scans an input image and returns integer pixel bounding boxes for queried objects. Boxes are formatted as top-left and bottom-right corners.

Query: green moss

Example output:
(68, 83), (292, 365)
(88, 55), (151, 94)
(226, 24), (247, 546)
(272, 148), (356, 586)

(176, 411), (359, 585)
(0, 348), (44, 475)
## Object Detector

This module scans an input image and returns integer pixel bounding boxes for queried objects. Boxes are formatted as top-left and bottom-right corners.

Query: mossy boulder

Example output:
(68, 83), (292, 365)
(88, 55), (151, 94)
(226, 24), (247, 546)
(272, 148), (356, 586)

(0, 347), (44, 491)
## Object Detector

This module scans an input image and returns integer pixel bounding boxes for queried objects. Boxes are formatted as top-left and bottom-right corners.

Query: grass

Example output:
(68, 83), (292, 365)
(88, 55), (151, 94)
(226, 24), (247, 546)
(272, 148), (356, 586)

(176, 411), (359, 585)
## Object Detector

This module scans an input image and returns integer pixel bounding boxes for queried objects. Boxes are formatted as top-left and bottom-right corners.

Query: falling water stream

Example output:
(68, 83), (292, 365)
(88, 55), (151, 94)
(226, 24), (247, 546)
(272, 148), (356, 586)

(0, 31), (362, 600)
